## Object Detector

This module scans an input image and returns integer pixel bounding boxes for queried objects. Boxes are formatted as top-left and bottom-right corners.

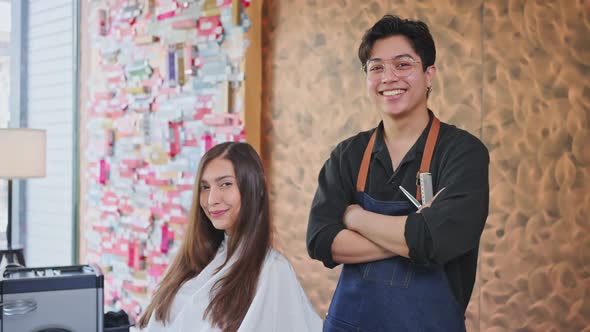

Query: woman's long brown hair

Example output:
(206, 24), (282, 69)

(137, 142), (273, 331)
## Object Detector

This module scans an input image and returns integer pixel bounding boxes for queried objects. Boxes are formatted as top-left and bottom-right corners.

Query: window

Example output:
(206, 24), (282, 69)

(0, 0), (11, 246)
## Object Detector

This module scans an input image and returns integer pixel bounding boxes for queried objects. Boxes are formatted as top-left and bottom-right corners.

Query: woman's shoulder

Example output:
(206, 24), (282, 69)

(240, 251), (323, 331)
(263, 249), (298, 275)
(265, 248), (291, 265)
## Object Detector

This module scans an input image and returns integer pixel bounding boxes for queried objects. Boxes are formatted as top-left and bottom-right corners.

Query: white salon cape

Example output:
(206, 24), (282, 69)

(143, 239), (322, 332)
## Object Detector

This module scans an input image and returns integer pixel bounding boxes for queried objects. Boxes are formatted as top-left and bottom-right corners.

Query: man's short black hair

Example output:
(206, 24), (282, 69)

(359, 15), (436, 72)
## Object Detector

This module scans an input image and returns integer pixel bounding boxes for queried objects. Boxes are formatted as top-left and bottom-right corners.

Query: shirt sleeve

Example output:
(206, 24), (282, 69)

(306, 145), (354, 268)
(239, 253), (323, 332)
(405, 133), (490, 267)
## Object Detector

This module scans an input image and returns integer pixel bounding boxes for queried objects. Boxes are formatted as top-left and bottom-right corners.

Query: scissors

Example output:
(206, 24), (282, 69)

(398, 185), (422, 209)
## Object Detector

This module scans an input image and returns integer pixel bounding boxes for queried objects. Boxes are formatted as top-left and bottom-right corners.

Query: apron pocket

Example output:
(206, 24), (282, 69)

(324, 315), (378, 332)
(361, 257), (413, 288)
(324, 315), (357, 332)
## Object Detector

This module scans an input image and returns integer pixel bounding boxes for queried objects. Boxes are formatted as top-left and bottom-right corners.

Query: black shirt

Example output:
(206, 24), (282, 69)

(306, 111), (489, 313)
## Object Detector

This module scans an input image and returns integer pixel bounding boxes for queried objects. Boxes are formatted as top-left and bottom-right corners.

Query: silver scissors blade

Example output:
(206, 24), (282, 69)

(399, 185), (422, 209)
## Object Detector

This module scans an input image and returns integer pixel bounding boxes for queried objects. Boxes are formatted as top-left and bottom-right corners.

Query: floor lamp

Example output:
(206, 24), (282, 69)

(0, 128), (46, 266)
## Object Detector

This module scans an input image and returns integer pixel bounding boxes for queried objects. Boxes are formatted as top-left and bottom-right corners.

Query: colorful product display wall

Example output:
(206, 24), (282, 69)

(84, 0), (251, 320)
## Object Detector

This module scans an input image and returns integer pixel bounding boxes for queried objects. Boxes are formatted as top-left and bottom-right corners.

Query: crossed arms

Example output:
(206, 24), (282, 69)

(307, 134), (489, 269)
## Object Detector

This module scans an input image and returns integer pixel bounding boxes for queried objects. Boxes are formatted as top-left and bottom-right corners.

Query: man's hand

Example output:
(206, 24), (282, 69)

(417, 187), (446, 213)
(343, 204), (365, 230)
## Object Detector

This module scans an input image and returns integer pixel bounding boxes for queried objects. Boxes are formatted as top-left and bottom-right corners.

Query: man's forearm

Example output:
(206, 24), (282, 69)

(331, 229), (397, 264)
(347, 209), (411, 258)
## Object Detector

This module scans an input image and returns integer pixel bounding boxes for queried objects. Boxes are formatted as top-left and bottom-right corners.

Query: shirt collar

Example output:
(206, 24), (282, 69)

(372, 109), (436, 171)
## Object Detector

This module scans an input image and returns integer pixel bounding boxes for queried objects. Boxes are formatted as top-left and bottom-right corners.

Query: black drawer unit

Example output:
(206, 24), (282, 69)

(0, 265), (104, 332)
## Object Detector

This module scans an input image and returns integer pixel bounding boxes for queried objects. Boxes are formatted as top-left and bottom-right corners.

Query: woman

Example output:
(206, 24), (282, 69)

(139, 142), (322, 332)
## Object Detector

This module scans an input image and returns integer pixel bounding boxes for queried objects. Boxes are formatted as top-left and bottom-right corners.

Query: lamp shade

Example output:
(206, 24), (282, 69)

(0, 128), (47, 179)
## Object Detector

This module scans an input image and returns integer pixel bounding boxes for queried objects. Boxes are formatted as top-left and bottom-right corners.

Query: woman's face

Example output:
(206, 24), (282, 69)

(199, 157), (241, 235)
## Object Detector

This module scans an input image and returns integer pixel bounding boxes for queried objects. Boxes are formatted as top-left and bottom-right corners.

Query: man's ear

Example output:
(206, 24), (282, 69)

(426, 65), (437, 88)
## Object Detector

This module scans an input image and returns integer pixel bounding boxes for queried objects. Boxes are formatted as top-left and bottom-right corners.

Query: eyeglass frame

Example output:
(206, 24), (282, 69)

(362, 55), (424, 80)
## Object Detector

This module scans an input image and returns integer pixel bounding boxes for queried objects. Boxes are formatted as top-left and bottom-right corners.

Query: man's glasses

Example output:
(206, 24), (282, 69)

(363, 57), (422, 80)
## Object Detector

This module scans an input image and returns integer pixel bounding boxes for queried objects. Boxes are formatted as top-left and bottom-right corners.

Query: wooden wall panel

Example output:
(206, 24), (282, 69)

(481, 1), (590, 331)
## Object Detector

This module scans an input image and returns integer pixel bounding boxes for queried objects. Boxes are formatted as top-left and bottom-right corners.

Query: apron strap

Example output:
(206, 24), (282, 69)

(416, 116), (440, 202)
(356, 130), (377, 192)
(356, 116), (441, 199)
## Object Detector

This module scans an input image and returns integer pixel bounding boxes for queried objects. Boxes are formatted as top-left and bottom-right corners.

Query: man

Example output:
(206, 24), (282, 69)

(307, 15), (489, 331)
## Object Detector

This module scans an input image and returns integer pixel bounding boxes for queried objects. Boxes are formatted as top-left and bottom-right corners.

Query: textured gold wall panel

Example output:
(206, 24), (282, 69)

(262, 0), (589, 330)
(481, 1), (590, 331)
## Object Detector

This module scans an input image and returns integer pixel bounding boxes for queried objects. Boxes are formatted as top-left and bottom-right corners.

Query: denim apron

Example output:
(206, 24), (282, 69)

(324, 117), (466, 332)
